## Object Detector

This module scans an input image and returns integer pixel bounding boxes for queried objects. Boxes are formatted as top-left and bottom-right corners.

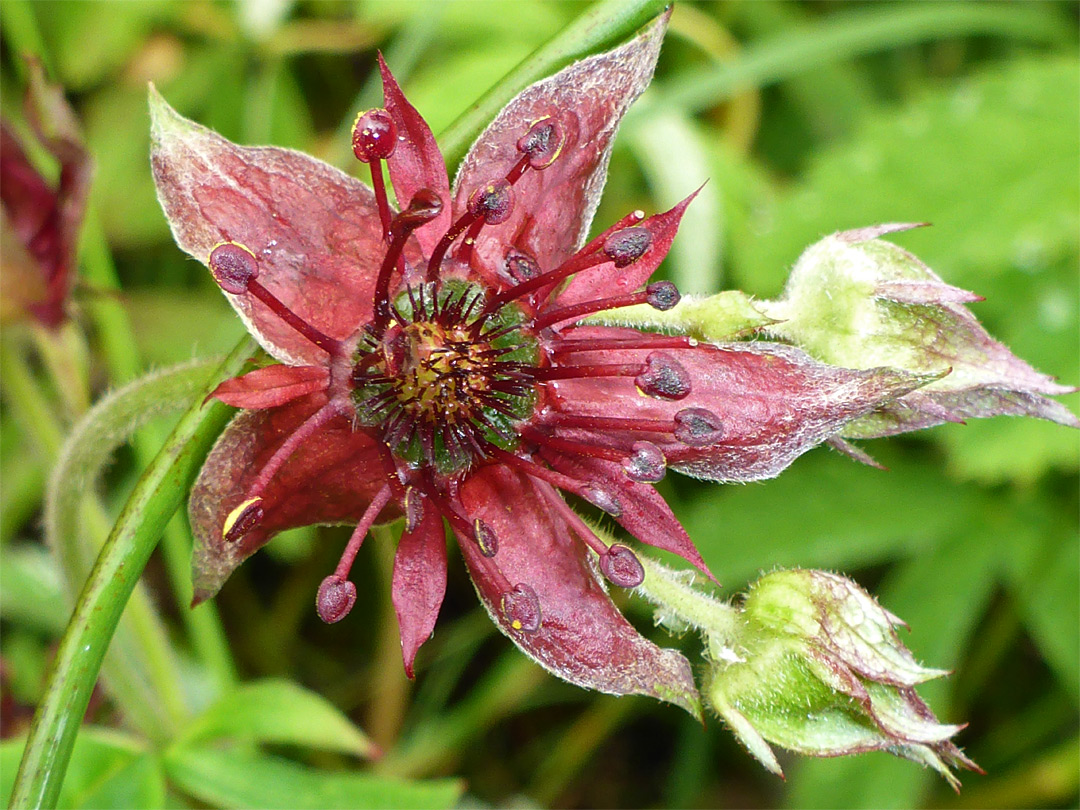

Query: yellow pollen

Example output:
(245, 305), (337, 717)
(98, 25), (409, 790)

(222, 496), (262, 539)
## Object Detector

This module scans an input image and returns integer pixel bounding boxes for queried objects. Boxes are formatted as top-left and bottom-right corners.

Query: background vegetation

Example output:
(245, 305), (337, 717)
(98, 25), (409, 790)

(1, 1), (1077, 808)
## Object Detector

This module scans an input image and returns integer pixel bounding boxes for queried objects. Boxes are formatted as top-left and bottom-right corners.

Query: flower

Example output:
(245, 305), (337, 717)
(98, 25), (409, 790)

(150, 14), (921, 709)
(0, 58), (91, 329)
(761, 224), (1079, 442)
(704, 570), (981, 790)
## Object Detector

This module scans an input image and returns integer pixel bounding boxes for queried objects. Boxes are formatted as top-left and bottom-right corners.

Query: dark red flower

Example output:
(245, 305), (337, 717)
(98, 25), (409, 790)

(150, 16), (919, 710)
(0, 58), (91, 329)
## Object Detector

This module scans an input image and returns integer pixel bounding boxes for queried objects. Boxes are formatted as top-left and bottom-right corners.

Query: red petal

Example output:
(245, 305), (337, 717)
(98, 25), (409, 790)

(149, 88), (391, 366)
(539, 449), (715, 582)
(456, 465), (701, 717)
(378, 55), (452, 255)
(548, 328), (923, 482)
(392, 497), (448, 678)
(452, 13), (668, 288)
(208, 364), (329, 409)
(189, 395), (395, 602)
(556, 189), (698, 306)
(0, 59), (90, 329)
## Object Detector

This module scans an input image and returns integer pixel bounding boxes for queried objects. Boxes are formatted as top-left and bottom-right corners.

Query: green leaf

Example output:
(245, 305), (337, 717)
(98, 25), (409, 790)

(163, 747), (462, 810)
(3, 728), (164, 810)
(178, 678), (377, 759)
(0, 545), (66, 634)
(10, 338), (255, 810)
(680, 448), (990, 587)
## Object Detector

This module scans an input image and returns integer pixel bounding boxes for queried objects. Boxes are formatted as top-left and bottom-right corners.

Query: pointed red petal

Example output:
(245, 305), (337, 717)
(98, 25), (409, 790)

(549, 327), (924, 482)
(189, 395), (395, 602)
(149, 88), (389, 366)
(392, 498), (448, 678)
(557, 189), (698, 306)
(539, 449), (716, 582)
(456, 465), (701, 717)
(452, 13), (668, 288)
(208, 364), (329, 409)
(378, 55), (452, 255)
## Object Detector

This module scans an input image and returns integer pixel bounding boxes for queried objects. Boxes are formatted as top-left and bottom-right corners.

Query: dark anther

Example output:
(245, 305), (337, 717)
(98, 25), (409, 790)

(622, 441), (666, 483)
(501, 583), (542, 633)
(674, 408), (724, 446)
(600, 544), (645, 588)
(504, 248), (541, 283)
(467, 180), (514, 225)
(404, 487), (425, 532)
(391, 188), (444, 238)
(316, 575), (357, 623)
(222, 496), (264, 543)
(603, 227), (652, 268)
(351, 108), (397, 163)
(516, 117), (564, 169)
(581, 483), (622, 517)
(474, 519), (498, 557)
(646, 281), (680, 311)
(635, 352), (691, 400)
(209, 242), (259, 294)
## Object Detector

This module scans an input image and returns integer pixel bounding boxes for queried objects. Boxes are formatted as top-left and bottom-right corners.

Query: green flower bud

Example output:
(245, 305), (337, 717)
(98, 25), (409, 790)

(705, 569), (981, 790)
(761, 225), (1077, 441)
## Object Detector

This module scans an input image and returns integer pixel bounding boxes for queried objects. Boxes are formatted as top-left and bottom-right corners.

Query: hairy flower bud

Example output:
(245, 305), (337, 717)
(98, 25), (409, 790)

(704, 569), (980, 789)
(761, 224), (1078, 437)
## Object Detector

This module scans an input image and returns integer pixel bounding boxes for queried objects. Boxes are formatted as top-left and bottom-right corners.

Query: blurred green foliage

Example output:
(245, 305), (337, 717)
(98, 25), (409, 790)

(1, 1), (1076, 808)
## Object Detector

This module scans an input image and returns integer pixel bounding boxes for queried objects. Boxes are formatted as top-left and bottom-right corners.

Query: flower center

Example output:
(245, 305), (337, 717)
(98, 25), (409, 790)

(352, 281), (539, 474)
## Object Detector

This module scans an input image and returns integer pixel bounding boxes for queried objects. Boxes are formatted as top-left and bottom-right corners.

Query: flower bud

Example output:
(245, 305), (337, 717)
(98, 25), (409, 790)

(704, 569), (980, 789)
(761, 225), (1078, 436)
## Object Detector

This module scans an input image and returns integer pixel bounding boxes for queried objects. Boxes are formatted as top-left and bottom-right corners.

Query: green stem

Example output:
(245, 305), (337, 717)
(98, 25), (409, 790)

(9, 336), (255, 810)
(635, 554), (738, 643)
(2, 336), (187, 738)
(438, 0), (672, 167)
(80, 207), (237, 691)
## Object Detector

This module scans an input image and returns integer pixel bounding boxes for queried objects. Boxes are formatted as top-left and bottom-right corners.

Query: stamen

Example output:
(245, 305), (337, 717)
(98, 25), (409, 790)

(331, 484), (394, 581)
(503, 248), (541, 284)
(474, 249), (611, 327)
(474, 519), (499, 557)
(537, 481), (635, 583)
(372, 189), (443, 333)
(486, 446), (622, 516)
(635, 352), (691, 400)
(224, 399), (347, 542)
(623, 441), (667, 483)
(501, 583), (541, 633)
(209, 242), (343, 356)
(352, 108), (397, 237)
(599, 544), (645, 588)
(531, 281), (681, 331)
(529, 362), (645, 382)
(603, 227), (653, 267)
(521, 429), (626, 463)
(542, 412), (674, 434)
(516, 116), (565, 170)
(426, 180), (514, 281)
(550, 335), (699, 354)
(403, 486), (425, 531)
(316, 576), (357, 624)
(223, 496), (264, 544)
(673, 407), (724, 446)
